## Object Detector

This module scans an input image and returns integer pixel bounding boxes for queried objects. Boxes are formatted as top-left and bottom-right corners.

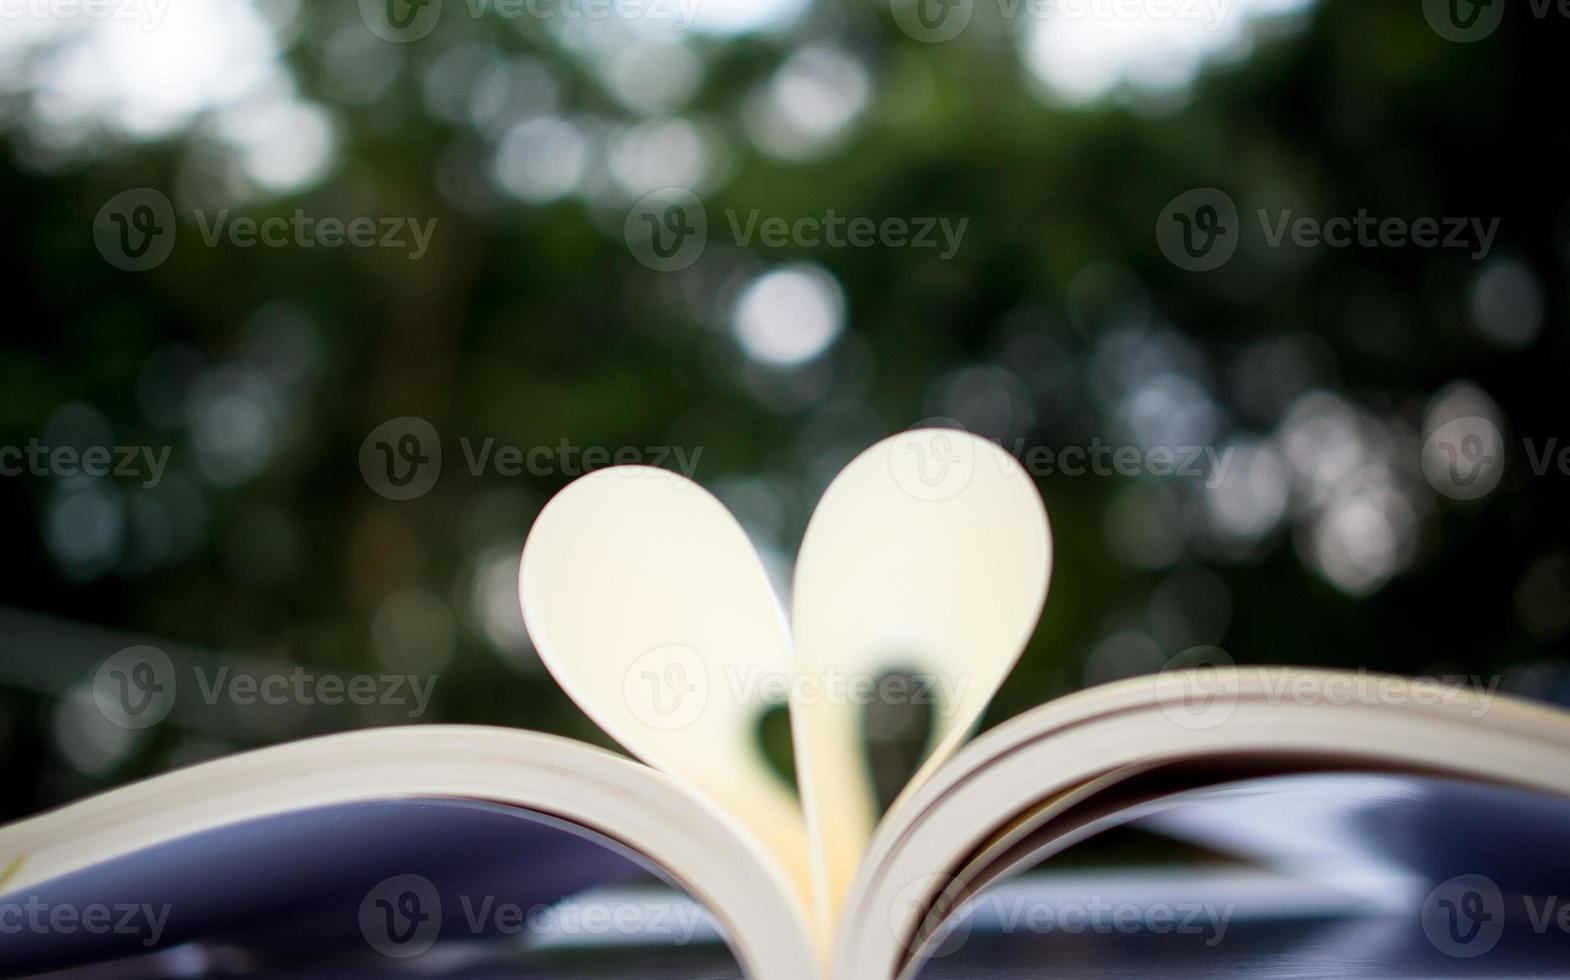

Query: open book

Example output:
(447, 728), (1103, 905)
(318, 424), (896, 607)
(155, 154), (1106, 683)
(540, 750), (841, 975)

(3, 430), (1569, 979)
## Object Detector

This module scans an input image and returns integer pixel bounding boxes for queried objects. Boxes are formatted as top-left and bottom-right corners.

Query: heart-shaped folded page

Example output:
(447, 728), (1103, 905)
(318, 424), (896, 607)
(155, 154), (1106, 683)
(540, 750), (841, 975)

(518, 430), (1052, 950)
(790, 429), (1052, 932)
(518, 467), (812, 908)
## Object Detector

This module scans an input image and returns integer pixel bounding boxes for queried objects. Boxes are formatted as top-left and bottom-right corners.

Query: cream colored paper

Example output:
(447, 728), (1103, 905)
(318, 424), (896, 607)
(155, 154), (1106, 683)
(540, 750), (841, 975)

(518, 467), (813, 910)
(790, 431), (1051, 932)
(518, 429), (1052, 953)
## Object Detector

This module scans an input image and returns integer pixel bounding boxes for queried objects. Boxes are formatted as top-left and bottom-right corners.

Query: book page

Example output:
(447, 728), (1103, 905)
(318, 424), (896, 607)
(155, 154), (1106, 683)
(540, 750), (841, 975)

(0, 726), (817, 980)
(836, 668), (1570, 980)
(789, 430), (1051, 935)
(519, 466), (814, 916)
(519, 430), (1053, 953)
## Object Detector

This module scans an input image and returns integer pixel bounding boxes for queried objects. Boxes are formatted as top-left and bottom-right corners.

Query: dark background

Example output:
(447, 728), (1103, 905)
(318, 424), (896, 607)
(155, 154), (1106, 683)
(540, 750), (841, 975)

(1, 0), (1567, 822)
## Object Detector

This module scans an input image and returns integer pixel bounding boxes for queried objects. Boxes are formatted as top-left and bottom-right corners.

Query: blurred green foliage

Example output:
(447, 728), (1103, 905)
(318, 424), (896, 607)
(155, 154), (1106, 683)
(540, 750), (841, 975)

(0, 0), (1567, 822)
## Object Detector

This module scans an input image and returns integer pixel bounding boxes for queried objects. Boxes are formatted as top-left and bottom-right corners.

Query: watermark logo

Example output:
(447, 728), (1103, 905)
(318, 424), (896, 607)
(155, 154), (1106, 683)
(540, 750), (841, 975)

(191, 210), (436, 260)
(1422, 0), (1505, 42)
(360, 417), (443, 501)
(93, 188), (176, 272)
(359, 0), (443, 41)
(1008, 437), (1232, 486)
(623, 650), (970, 731)
(888, 423), (977, 502)
(191, 667), (436, 716)
(1423, 416), (1505, 501)
(625, 188), (709, 272)
(890, 874), (973, 957)
(1426, 0), (1570, 42)
(1157, 188), (1240, 272)
(1422, 873), (1570, 958)
(891, 0), (1231, 42)
(886, 424), (1235, 502)
(0, 897), (171, 947)
(92, 646), (177, 730)
(625, 190), (969, 271)
(360, 0), (699, 41)
(1524, 437), (1570, 480)
(891, 0), (974, 42)
(889, 873), (1235, 958)
(0, 439), (171, 488)
(1421, 874), (1505, 957)
(1, 0), (172, 30)
(358, 419), (704, 500)
(90, 647), (439, 727)
(1420, 422), (1570, 503)
(358, 879), (709, 957)
(624, 645), (709, 730)
(726, 209), (968, 259)
(476, 894), (706, 944)
(93, 191), (437, 270)
(731, 665), (970, 714)
(361, 874), (442, 957)
(1158, 188), (1500, 270)
(1156, 645), (1237, 730)
(1158, 659), (1501, 732)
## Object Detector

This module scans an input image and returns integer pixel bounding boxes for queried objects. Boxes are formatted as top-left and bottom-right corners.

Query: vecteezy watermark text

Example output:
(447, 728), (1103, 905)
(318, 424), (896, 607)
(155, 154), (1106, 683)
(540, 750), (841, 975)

(1004, 437), (1232, 487)
(0, 898), (170, 947)
(0, 0), (169, 30)
(93, 189), (437, 271)
(883, 425), (1236, 504)
(358, 416), (703, 501)
(725, 210), (968, 261)
(1155, 649), (1501, 731)
(1255, 210), (1498, 258)
(1422, 873), (1570, 958)
(360, 0), (701, 42)
(890, 0), (1233, 43)
(1422, 415), (1570, 502)
(728, 664), (968, 713)
(0, 439), (170, 489)
(1157, 188), (1499, 271)
(359, 874), (709, 958)
(966, 892), (1233, 946)
(622, 645), (974, 731)
(621, 647), (967, 731)
(890, 874), (1234, 958)
(191, 210), (437, 260)
(1422, 0), (1570, 43)
(625, 188), (969, 271)
(92, 646), (438, 729)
